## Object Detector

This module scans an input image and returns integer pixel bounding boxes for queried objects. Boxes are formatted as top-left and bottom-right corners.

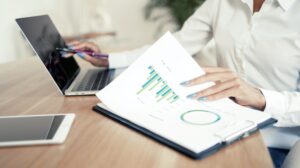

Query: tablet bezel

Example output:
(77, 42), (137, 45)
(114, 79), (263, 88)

(0, 113), (75, 147)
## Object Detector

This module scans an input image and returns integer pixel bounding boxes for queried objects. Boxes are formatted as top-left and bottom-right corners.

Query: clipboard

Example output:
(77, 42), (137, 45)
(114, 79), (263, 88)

(93, 104), (277, 160)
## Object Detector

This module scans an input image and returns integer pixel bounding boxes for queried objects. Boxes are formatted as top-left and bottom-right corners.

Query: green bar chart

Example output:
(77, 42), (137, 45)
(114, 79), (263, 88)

(137, 66), (179, 103)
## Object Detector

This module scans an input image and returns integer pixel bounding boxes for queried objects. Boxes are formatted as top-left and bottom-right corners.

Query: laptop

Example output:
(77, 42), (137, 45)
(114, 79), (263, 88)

(16, 15), (124, 96)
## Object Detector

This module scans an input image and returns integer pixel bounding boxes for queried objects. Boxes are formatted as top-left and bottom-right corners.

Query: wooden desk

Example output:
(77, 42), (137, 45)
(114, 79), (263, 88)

(0, 58), (273, 168)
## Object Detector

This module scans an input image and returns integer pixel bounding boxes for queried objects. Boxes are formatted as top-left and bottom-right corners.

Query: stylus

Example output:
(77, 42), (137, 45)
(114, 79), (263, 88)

(56, 48), (109, 59)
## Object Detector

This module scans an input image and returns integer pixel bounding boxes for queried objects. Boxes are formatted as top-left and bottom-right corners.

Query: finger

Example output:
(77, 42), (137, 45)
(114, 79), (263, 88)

(185, 72), (235, 86)
(67, 41), (81, 46)
(74, 52), (108, 67)
(61, 53), (74, 58)
(83, 54), (108, 67)
(75, 52), (99, 63)
(72, 42), (100, 53)
(206, 86), (239, 101)
(60, 51), (74, 58)
(74, 52), (87, 59)
(187, 78), (239, 99)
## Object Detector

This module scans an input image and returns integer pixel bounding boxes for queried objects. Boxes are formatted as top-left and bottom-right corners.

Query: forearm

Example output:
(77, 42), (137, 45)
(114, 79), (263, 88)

(108, 46), (149, 68)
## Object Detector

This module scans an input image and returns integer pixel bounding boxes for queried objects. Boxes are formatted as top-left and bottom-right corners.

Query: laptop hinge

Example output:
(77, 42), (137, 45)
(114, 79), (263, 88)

(62, 68), (81, 93)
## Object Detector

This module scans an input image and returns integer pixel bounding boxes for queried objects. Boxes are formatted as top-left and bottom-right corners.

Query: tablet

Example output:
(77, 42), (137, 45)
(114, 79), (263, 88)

(0, 113), (75, 147)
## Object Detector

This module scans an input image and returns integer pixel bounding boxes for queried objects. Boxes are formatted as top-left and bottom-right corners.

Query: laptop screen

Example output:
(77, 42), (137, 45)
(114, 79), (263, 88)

(16, 15), (80, 92)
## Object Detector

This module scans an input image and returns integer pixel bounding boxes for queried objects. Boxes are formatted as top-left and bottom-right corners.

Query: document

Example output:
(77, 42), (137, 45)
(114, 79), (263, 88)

(96, 32), (272, 153)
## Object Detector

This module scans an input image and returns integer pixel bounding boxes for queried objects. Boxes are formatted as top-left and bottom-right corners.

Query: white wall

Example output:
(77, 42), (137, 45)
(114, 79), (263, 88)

(0, 0), (56, 63)
(101, 0), (175, 49)
(0, 0), (175, 64)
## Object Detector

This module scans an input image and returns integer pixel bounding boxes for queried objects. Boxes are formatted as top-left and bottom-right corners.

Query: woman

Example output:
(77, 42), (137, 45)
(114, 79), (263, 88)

(67, 0), (300, 167)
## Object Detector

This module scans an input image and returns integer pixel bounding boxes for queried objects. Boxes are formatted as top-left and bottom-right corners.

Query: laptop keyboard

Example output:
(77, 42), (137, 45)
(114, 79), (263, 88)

(72, 69), (113, 91)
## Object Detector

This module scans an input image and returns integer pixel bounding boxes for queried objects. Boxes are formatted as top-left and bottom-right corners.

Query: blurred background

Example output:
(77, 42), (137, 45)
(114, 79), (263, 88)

(0, 0), (215, 65)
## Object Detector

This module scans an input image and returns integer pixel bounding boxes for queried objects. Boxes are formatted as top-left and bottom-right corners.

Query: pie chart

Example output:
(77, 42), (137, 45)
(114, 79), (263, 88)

(180, 110), (221, 125)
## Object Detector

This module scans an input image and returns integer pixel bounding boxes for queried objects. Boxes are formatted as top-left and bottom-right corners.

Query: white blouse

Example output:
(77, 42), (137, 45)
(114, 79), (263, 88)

(108, 0), (300, 149)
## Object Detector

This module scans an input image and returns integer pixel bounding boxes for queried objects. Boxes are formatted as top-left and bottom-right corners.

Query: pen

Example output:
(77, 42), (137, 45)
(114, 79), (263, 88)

(56, 48), (109, 59)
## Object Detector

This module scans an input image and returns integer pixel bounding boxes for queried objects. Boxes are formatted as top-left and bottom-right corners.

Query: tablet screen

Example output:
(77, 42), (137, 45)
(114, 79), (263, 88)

(0, 115), (65, 142)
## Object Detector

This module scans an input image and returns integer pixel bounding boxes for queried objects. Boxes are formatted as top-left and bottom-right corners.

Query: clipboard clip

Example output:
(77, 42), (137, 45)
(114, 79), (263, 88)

(214, 120), (257, 144)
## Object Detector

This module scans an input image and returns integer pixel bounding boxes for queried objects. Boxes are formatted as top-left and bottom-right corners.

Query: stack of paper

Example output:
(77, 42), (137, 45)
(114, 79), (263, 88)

(96, 32), (274, 154)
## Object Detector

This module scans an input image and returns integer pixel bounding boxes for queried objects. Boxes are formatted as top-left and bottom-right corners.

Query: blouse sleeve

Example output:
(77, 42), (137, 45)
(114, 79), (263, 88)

(261, 79), (300, 127)
(108, 0), (217, 68)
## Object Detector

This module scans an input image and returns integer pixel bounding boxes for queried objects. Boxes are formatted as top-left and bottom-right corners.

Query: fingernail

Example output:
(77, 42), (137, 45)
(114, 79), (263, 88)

(197, 97), (207, 101)
(60, 51), (67, 54)
(180, 81), (190, 86)
(187, 93), (198, 99)
(67, 45), (75, 49)
(76, 52), (85, 59)
(60, 52), (68, 57)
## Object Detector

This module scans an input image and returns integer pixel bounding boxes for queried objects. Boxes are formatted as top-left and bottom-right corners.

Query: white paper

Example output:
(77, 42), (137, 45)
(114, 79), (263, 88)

(96, 32), (272, 153)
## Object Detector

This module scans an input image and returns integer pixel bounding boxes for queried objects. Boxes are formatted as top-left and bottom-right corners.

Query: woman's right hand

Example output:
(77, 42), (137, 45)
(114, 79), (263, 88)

(65, 41), (109, 67)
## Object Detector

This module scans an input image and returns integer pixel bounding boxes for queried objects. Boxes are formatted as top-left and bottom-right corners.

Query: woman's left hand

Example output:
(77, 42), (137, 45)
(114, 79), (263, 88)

(181, 67), (266, 111)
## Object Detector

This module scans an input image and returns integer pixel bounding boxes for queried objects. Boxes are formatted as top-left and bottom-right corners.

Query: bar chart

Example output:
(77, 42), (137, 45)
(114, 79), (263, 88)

(137, 66), (179, 103)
